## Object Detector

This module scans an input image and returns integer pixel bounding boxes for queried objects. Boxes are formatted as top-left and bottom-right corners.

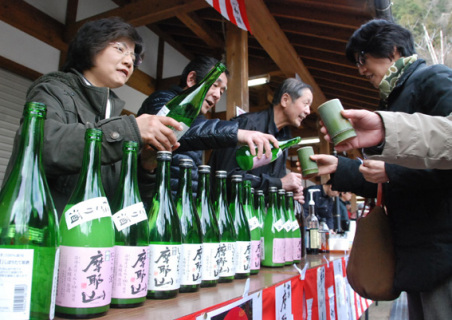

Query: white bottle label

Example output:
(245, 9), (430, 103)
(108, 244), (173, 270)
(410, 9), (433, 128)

(235, 241), (251, 274)
(0, 249), (33, 320)
(112, 202), (147, 232)
(148, 244), (180, 291)
(202, 243), (220, 281)
(179, 243), (203, 286)
(274, 219), (284, 232)
(156, 105), (170, 116)
(50, 248), (60, 319)
(56, 246), (115, 308)
(174, 123), (190, 141)
(283, 220), (293, 232)
(248, 216), (260, 231)
(112, 246), (149, 299)
(217, 242), (235, 277)
(65, 197), (112, 230)
(292, 220), (300, 231)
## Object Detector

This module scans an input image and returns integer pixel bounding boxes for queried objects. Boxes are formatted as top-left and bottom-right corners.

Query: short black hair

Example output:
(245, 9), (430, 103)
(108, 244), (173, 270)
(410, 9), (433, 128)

(179, 55), (228, 87)
(272, 78), (313, 106)
(62, 17), (144, 72)
(345, 19), (416, 64)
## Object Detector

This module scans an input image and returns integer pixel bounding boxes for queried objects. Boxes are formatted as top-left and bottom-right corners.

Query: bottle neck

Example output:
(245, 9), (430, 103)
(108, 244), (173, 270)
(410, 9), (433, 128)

(15, 111), (45, 173)
(231, 181), (243, 204)
(279, 136), (301, 150)
(197, 172), (211, 203)
(74, 132), (104, 198)
(215, 177), (228, 204)
(156, 159), (172, 195)
(177, 166), (194, 203)
(114, 145), (140, 209)
(268, 192), (277, 214)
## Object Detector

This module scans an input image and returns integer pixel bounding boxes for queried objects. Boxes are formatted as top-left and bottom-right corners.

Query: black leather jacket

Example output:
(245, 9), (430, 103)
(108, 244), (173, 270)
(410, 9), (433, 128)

(138, 86), (238, 199)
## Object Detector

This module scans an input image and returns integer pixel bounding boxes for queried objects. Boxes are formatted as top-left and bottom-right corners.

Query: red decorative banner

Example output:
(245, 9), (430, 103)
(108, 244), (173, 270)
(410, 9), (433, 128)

(205, 0), (252, 33)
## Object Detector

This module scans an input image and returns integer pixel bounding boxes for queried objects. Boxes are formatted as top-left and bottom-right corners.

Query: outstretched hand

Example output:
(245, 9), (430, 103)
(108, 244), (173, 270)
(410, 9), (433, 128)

(237, 129), (279, 159)
(320, 109), (385, 151)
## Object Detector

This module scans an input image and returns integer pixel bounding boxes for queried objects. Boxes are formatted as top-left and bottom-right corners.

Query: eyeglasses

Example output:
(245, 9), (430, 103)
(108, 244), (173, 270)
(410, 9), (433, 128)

(355, 51), (367, 67)
(110, 42), (142, 66)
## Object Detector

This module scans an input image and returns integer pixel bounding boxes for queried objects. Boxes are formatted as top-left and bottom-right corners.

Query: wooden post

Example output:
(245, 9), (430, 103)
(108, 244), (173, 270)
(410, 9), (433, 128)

(225, 24), (249, 120)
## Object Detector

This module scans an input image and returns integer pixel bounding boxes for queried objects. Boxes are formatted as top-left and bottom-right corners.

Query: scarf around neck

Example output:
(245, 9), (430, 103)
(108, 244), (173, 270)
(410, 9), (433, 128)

(379, 54), (418, 101)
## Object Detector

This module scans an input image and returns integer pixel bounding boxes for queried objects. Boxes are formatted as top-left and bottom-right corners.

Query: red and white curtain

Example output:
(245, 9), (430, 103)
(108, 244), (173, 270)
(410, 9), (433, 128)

(205, 0), (252, 33)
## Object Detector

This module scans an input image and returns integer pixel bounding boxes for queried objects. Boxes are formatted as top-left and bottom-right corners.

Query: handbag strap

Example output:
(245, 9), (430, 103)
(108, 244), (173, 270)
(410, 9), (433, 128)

(376, 183), (383, 206)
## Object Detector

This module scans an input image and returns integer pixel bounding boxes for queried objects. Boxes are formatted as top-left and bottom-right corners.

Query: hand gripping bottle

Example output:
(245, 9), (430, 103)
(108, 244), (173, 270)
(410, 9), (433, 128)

(235, 137), (301, 171)
(0, 102), (59, 320)
(110, 141), (149, 308)
(261, 187), (285, 267)
(147, 151), (181, 299)
(229, 175), (251, 279)
(175, 159), (203, 293)
(157, 62), (227, 141)
(213, 171), (236, 282)
(195, 165), (220, 287)
(56, 128), (115, 319)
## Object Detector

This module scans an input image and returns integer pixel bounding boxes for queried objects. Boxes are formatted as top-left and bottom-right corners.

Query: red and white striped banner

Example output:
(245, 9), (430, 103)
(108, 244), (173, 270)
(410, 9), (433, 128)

(205, 0), (252, 33)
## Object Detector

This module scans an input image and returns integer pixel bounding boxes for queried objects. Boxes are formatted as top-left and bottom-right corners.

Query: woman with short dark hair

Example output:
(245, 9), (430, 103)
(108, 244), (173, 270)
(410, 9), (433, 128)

(4, 17), (181, 214)
(313, 19), (452, 319)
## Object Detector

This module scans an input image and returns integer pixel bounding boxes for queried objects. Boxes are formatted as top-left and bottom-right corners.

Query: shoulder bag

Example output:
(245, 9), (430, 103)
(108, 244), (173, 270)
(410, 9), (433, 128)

(346, 183), (401, 301)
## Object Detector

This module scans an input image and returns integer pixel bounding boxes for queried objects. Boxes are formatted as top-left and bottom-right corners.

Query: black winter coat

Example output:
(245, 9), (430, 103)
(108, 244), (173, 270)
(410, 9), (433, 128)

(209, 106), (290, 193)
(138, 86), (238, 199)
(331, 59), (452, 293)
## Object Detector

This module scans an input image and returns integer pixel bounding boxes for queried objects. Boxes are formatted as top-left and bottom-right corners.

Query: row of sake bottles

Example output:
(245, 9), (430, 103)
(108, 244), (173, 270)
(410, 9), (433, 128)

(0, 102), (302, 320)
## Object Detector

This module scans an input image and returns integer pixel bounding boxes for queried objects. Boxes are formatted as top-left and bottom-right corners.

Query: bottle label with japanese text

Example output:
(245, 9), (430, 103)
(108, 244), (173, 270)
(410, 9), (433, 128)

(64, 197), (112, 230)
(235, 241), (251, 274)
(201, 242), (220, 281)
(217, 242), (235, 277)
(156, 105), (189, 141)
(112, 246), (149, 299)
(179, 243), (203, 286)
(56, 246), (115, 308)
(148, 244), (180, 291)
(112, 202), (147, 232)
(309, 228), (320, 250)
(250, 239), (261, 270)
(293, 238), (302, 260)
(272, 238), (285, 264)
(0, 249), (33, 319)
(273, 219), (284, 232)
(285, 237), (293, 262)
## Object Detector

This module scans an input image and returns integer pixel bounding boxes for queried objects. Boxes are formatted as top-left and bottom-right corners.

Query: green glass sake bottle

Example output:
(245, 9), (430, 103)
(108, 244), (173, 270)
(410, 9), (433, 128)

(110, 141), (149, 308)
(306, 190), (320, 255)
(235, 136), (301, 171)
(255, 189), (266, 263)
(147, 151), (181, 299)
(229, 175), (251, 279)
(278, 189), (293, 266)
(261, 187), (285, 267)
(175, 159), (203, 293)
(195, 165), (220, 288)
(0, 102), (59, 320)
(286, 191), (302, 263)
(243, 180), (261, 275)
(56, 128), (115, 319)
(213, 171), (236, 283)
(157, 62), (227, 141)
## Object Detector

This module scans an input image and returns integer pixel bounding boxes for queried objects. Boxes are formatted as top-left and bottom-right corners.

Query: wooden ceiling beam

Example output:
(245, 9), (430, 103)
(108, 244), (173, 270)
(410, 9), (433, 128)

(0, 0), (67, 51)
(245, 0), (326, 109)
(147, 24), (194, 60)
(176, 11), (224, 49)
(66, 0), (210, 39)
(267, 2), (369, 29)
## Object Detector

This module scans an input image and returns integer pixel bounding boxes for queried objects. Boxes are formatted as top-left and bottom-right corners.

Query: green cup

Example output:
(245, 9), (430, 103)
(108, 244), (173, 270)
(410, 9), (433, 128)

(297, 146), (318, 179)
(317, 99), (356, 146)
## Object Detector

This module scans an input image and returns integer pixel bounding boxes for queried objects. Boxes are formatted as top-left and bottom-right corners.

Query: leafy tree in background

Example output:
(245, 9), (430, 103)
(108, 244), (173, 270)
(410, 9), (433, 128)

(392, 0), (452, 67)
